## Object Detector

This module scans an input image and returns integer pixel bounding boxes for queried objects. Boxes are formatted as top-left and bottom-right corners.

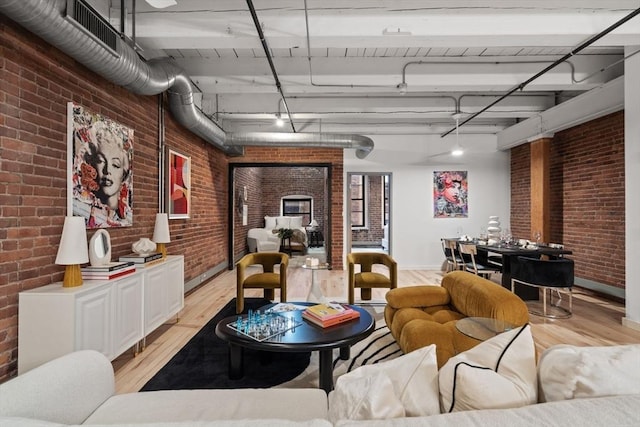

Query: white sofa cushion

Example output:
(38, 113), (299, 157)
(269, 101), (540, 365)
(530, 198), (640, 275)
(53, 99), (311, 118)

(276, 216), (291, 229)
(290, 216), (303, 229)
(0, 419), (332, 427)
(328, 371), (405, 423)
(439, 324), (537, 412)
(538, 343), (640, 402)
(334, 394), (640, 427)
(84, 388), (328, 424)
(264, 215), (277, 229)
(0, 350), (114, 425)
(328, 344), (440, 422)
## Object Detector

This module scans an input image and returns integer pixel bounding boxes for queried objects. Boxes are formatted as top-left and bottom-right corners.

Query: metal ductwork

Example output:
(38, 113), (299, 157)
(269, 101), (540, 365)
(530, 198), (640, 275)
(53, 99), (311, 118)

(0, 0), (374, 158)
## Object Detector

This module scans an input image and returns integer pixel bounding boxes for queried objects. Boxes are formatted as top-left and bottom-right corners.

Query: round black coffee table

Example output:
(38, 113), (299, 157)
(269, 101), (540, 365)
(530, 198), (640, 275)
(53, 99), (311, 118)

(215, 303), (375, 393)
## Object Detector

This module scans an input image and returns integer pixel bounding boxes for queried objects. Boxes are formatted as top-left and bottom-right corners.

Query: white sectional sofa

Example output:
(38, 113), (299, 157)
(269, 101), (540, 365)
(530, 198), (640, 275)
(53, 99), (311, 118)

(2, 341), (640, 427)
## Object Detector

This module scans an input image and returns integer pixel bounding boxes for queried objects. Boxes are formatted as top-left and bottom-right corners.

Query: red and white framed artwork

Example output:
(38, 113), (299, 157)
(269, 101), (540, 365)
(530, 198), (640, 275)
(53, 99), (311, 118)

(167, 148), (191, 219)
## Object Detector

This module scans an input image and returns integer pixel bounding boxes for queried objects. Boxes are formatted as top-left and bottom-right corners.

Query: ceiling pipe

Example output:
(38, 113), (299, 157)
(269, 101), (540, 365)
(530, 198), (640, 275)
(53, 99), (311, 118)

(440, 6), (640, 138)
(245, 0), (296, 133)
(0, 0), (374, 158)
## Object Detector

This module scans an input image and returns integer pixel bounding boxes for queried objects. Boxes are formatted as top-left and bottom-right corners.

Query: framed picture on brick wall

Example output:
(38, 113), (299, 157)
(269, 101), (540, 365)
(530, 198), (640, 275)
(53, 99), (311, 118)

(67, 102), (134, 228)
(166, 148), (191, 219)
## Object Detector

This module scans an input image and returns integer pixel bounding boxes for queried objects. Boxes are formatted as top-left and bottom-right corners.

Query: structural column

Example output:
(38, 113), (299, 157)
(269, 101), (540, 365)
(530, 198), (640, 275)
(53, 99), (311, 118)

(528, 135), (553, 243)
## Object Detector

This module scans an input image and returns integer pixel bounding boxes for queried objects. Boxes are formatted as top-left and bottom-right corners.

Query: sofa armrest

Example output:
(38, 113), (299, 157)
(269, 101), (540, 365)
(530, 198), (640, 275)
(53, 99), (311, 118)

(385, 286), (450, 309)
(0, 350), (114, 425)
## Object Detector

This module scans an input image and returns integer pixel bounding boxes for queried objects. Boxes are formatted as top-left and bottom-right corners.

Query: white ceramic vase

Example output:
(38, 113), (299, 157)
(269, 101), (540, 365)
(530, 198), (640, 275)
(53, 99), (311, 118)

(487, 216), (502, 239)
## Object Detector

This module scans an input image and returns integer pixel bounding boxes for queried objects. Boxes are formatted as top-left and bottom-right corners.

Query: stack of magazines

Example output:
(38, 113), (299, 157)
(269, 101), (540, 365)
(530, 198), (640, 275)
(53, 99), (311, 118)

(302, 303), (360, 327)
(81, 261), (136, 281)
(118, 252), (163, 267)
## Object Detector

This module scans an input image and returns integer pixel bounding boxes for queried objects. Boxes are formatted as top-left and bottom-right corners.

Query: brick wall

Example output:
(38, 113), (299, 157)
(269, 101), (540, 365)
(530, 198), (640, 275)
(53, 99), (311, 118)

(233, 167), (263, 255)
(0, 18), (229, 381)
(510, 111), (625, 289)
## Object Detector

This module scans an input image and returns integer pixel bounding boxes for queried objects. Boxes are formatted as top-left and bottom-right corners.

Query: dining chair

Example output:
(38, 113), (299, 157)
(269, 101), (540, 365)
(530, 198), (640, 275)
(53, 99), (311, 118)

(236, 252), (289, 314)
(511, 256), (574, 318)
(458, 243), (501, 279)
(441, 239), (464, 272)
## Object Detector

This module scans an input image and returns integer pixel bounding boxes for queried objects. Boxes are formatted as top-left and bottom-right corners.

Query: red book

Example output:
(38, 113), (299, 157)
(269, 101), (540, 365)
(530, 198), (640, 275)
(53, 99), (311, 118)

(82, 266), (136, 281)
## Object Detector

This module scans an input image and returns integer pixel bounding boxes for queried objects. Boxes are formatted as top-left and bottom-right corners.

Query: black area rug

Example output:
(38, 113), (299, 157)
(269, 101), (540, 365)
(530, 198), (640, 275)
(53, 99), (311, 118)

(141, 298), (311, 391)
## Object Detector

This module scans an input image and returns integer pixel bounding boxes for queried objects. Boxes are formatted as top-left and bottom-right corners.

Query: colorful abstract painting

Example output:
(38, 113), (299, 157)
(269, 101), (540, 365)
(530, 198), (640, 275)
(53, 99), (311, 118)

(68, 102), (133, 228)
(433, 170), (468, 218)
(167, 148), (191, 219)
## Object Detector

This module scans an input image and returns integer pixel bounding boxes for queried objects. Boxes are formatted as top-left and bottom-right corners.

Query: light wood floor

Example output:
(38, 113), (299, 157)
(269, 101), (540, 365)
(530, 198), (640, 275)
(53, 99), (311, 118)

(112, 266), (640, 394)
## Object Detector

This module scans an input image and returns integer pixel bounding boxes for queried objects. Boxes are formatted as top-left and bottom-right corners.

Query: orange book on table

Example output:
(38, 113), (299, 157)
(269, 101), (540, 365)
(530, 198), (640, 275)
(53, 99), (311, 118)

(302, 307), (360, 328)
(304, 303), (356, 321)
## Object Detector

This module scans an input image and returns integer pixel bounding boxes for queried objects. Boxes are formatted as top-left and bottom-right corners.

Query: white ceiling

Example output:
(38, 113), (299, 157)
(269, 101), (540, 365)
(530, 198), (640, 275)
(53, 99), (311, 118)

(96, 0), (640, 137)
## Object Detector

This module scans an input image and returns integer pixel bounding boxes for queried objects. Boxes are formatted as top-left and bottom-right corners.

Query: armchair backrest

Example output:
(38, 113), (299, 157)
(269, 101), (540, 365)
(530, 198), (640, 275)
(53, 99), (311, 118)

(347, 252), (397, 285)
(237, 252), (289, 273)
(513, 256), (574, 288)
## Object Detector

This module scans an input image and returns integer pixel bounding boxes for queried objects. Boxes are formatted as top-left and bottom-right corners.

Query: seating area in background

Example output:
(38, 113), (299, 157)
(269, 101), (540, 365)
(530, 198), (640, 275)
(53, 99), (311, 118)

(236, 252), (289, 313)
(247, 215), (308, 253)
(511, 256), (574, 318)
(347, 252), (397, 304)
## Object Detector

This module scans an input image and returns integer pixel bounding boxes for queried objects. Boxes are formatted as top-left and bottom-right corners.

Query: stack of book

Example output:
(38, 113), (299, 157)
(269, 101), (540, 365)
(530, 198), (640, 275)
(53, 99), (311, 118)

(302, 303), (360, 328)
(81, 261), (136, 281)
(118, 252), (164, 267)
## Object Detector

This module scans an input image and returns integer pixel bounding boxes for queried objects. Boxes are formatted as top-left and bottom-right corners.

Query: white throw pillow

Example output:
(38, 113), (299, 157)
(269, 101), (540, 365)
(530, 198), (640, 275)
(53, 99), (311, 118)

(289, 216), (303, 229)
(329, 344), (440, 420)
(328, 371), (405, 423)
(264, 216), (277, 229)
(439, 324), (537, 412)
(538, 343), (640, 402)
(276, 216), (291, 229)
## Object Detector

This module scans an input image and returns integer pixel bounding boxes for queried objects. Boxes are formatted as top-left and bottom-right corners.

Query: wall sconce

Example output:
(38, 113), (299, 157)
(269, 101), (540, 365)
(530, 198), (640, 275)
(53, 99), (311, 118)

(55, 216), (89, 288)
(153, 213), (171, 258)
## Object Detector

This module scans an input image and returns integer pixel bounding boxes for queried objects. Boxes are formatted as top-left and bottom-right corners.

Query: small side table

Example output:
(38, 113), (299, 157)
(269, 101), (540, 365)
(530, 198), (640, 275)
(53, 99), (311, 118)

(302, 263), (330, 303)
(455, 317), (516, 341)
(306, 230), (323, 248)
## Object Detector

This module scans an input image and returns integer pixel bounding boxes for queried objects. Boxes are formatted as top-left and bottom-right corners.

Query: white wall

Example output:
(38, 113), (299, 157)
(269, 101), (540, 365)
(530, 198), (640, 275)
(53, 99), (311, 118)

(344, 133), (511, 269)
(624, 45), (640, 330)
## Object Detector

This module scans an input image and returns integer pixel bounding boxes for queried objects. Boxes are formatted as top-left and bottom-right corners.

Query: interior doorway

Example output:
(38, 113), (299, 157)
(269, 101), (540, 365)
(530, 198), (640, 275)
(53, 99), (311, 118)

(346, 172), (392, 255)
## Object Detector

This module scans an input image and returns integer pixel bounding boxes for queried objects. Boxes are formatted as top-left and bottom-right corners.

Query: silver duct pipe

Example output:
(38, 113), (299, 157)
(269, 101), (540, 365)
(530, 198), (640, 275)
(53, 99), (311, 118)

(226, 132), (374, 159)
(0, 0), (373, 158)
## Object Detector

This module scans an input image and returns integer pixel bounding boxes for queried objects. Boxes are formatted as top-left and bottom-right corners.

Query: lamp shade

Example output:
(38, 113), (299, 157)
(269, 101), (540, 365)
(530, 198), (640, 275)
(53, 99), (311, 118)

(309, 219), (319, 227)
(152, 213), (171, 243)
(55, 216), (89, 265)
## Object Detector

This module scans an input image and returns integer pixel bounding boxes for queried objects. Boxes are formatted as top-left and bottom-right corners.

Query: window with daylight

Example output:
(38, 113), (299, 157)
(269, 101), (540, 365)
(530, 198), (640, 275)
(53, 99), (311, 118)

(350, 174), (366, 228)
(282, 197), (312, 226)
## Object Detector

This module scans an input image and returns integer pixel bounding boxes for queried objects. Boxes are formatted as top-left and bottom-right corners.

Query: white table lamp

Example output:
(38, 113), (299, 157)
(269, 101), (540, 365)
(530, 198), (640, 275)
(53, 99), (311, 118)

(153, 213), (171, 258)
(309, 220), (319, 227)
(55, 216), (89, 288)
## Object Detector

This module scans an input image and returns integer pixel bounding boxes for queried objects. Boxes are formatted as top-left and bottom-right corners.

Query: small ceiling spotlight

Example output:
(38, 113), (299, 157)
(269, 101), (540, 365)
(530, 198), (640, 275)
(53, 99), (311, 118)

(396, 82), (408, 95)
(451, 143), (464, 157)
(275, 113), (284, 127)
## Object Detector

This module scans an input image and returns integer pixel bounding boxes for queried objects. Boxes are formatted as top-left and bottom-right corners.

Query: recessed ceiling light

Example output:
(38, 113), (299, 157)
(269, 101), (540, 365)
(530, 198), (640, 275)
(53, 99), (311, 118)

(145, 0), (177, 9)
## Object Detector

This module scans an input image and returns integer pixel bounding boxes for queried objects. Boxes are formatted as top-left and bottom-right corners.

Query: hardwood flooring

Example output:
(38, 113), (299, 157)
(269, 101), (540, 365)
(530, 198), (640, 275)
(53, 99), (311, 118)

(112, 266), (640, 394)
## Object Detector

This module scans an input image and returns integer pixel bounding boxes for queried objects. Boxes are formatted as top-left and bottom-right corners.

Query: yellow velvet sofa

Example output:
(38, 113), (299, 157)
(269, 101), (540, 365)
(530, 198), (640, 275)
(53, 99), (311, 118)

(384, 270), (529, 368)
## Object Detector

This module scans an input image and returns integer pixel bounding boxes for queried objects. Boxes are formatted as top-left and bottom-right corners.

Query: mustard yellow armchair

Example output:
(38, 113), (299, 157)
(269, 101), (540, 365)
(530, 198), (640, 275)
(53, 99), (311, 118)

(347, 252), (397, 304)
(236, 252), (289, 314)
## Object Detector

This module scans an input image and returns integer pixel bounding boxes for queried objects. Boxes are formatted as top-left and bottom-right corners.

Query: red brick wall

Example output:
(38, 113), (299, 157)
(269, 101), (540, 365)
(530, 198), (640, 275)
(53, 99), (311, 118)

(510, 111), (625, 289)
(229, 148), (343, 268)
(0, 18), (228, 381)
(233, 167), (263, 255)
(510, 144), (531, 239)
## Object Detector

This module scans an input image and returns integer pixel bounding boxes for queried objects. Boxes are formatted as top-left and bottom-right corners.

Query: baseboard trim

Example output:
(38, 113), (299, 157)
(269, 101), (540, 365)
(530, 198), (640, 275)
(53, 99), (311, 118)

(574, 277), (625, 300)
(622, 317), (640, 331)
(184, 261), (229, 293)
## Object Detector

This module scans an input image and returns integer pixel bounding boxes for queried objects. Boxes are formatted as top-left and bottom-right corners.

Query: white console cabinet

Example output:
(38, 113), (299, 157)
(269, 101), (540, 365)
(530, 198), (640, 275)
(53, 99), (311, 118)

(18, 255), (184, 374)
